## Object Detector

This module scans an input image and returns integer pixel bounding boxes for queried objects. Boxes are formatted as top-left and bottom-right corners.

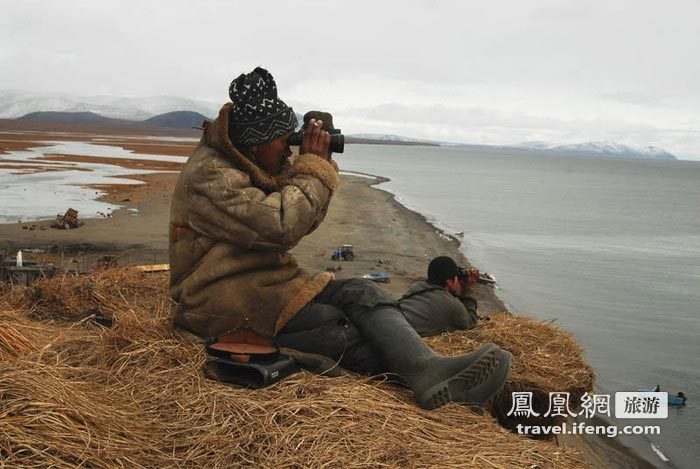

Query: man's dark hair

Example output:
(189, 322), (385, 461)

(427, 256), (459, 286)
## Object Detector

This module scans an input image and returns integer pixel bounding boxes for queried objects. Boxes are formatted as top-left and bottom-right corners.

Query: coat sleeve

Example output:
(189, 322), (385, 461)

(185, 153), (339, 250)
(455, 296), (479, 329)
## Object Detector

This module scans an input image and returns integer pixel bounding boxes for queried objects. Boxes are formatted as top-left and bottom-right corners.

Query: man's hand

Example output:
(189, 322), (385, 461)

(465, 268), (480, 286)
(300, 118), (331, 160)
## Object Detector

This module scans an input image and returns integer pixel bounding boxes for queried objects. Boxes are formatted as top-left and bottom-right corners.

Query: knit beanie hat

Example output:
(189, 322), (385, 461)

(427, 256), (459, 286)
(303, 110), (335, 131)
(228, 67), (298, 147)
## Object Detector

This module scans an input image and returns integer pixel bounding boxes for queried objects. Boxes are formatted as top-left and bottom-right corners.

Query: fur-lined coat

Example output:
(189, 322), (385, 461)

(169, 103), (337, 339)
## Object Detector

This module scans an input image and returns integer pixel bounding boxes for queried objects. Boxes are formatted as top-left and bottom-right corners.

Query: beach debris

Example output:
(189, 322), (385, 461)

(651, 443), (670, 463)
(362, 271), (390, 283)
(96, 255), (118, 270)
(331, 244), (355, 261)
(131, 263), (170, 273)
(454, 231), (465, 237)
(1, 254), (56, 286)
(52, 208), (84, 230)
(22, 223), (48, 230)
(325, 265), (342, 272)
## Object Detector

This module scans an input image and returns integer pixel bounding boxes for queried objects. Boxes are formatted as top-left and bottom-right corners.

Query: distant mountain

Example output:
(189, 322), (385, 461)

(15, 110), (212, 130)
(143, 111), (210, 129)
(514, 140), (676, 160)
(0, 90), (220, 120)
(18, 111), (132, 126)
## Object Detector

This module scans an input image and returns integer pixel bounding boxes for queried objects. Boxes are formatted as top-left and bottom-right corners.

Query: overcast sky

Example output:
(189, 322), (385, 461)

(2, 0), (699, 158)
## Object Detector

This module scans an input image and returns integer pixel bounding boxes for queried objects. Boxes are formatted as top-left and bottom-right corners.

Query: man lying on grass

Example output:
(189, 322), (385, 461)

(169, 67), (511, 409)
(400, 256), (481, 337)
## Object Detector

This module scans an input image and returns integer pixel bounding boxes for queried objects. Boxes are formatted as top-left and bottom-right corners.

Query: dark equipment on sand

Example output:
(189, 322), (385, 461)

(287, 128), (345, 153)
(331, 245), (355, 261)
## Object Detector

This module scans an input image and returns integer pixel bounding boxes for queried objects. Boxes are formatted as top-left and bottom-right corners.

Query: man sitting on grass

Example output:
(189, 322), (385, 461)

(169, 67), (511, 410)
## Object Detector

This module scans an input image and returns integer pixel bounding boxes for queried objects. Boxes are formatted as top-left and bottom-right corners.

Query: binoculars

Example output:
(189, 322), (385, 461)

(457, 266), (497, 285)
(287, 128), (345, 153)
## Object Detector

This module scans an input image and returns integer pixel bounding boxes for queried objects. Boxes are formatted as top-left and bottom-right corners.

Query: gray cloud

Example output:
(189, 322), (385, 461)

(1, 0), (699, 158)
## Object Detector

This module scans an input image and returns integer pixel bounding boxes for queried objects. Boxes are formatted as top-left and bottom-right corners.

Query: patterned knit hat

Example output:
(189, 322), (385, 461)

(228, 67), (298, 147)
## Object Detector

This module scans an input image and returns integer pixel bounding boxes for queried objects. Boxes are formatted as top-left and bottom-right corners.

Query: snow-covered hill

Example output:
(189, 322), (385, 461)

(348, 133), (428, 142)
(515, 140), (676, 160)
(0, 90), (219, 120)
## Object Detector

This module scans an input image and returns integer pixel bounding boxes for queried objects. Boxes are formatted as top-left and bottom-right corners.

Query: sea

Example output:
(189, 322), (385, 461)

(339, 144), (700, 469)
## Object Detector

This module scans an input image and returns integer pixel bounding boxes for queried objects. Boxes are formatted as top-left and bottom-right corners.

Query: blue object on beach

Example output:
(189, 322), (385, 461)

(638, 387), (687, 406)
(362, 271), (390, 283)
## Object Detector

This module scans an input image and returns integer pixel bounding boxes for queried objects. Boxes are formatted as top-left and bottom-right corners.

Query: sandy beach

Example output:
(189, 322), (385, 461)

(0, 171), (507, 314)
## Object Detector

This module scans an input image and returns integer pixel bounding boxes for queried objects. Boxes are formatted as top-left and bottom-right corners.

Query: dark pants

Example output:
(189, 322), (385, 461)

(276, 278), (398, 375)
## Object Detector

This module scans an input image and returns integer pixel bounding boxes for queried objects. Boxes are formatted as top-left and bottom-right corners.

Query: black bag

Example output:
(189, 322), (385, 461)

(203, 354), (300, 389)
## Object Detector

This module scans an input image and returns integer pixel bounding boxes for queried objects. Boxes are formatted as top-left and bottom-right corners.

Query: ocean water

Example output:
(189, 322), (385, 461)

(339, 145), (700, 468)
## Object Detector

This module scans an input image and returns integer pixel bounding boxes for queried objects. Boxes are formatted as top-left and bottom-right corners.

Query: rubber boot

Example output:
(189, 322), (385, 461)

(350, 306), (511, 410)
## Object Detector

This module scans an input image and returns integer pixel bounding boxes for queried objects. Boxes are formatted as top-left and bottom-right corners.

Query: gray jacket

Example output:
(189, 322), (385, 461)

(399, 281), (478, 337)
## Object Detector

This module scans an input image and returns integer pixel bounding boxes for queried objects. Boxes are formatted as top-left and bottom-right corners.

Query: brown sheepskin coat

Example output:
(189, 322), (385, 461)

(169, 103), (337, 339)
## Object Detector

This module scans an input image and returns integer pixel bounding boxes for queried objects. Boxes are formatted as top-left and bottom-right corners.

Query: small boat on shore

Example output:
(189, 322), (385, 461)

(638, 387), (687, 406)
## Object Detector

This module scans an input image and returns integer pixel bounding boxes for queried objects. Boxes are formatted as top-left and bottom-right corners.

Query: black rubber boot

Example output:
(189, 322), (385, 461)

(350, 306), (511, 410)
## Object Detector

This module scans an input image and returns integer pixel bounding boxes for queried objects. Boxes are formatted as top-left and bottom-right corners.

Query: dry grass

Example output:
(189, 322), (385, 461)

(426, 313), (595, 432)
(0, 269), (589, 468)
(25, 268), (169, 321)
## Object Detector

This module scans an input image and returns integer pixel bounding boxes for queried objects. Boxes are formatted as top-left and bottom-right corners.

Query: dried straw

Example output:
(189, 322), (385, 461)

(25, 268), (169, 321)
(0, 324), (34, 362)
(426, 313), (595, 432)
(0, 269), (588, 468)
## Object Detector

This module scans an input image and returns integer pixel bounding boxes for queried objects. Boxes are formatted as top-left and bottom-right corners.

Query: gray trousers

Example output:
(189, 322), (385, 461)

(276, 278), (398, 375)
